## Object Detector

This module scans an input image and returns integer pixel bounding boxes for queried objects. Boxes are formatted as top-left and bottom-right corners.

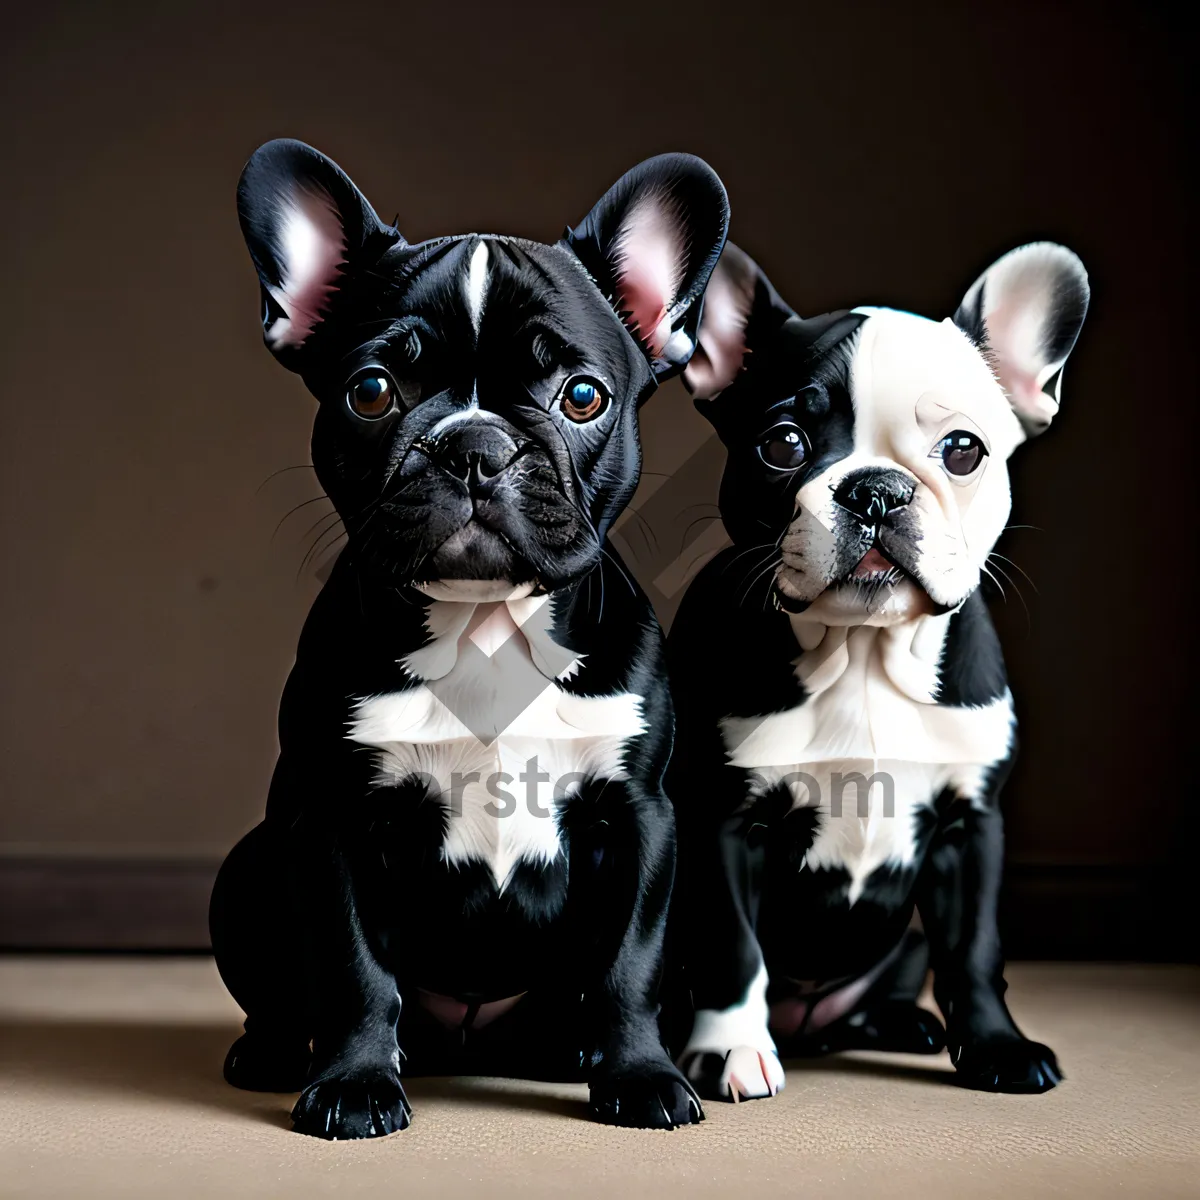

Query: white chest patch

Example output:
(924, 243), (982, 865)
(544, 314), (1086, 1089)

(721, 617), (1013, 902)
(347, 596), (645, 891)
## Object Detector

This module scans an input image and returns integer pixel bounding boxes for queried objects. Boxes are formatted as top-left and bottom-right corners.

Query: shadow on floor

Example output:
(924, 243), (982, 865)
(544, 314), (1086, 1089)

(0, 1017), (959, 1133)
(404, 1076), (587, 1119)
(0, 1020), (592, 1127)
(783, 1052), (956, 1086)
(0, 1020), (295, 1127)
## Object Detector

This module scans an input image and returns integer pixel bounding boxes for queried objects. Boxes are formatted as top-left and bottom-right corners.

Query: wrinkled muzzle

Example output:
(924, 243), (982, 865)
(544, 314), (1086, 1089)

(358, 414), (601, 595)
(775, 463), (979, 615)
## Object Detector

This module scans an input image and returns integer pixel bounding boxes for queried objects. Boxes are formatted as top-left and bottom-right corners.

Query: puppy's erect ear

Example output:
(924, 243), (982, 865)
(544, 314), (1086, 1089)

(953, 242), (1089, 437)
(681, 242), (795, 400)
(237, 139), (402, 366)
(563, 154), (729, 382)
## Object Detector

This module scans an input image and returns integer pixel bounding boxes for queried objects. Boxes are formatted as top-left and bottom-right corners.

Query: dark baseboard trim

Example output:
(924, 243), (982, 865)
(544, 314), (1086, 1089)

(1, 855), (1194, 960)
(0, 856), (220, 951)
(1000, 863), (1197, 963)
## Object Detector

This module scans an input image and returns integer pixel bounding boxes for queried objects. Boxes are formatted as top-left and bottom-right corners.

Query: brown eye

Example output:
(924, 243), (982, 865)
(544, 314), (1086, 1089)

(347, 371), (396, 420)
(560, 376), (609, 423)
(937, 430), (988, 476)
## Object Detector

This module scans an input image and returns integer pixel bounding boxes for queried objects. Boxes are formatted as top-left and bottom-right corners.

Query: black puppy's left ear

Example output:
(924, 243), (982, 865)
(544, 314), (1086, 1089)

(563, 154), (729, 380)
(953, 242), (1089, 437)
(237, 139), (403, 366)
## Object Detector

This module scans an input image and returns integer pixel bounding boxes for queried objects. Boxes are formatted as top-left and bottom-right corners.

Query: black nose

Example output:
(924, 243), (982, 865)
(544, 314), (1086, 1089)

(833, 468), (916, 525)
(429, 422), (521, 489)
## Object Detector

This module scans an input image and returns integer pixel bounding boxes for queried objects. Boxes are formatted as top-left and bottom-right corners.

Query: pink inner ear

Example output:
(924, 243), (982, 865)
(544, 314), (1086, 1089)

(612, 192), (685, 356)
(617, 262), (671, 354)
(985, 290), (1060, 428)
(1001, 372), (1060, 429)
(682, 245), (756, 399)
(686, 267), (753, 397)
(267, 186), (347, 349)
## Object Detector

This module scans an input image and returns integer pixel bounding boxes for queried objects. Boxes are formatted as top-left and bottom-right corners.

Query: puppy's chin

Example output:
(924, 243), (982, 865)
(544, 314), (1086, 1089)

(416, 523), (537, 603)
(417, 579), (538, 603)
(776, 562), (938, 628)
(806, 577), (937, 626)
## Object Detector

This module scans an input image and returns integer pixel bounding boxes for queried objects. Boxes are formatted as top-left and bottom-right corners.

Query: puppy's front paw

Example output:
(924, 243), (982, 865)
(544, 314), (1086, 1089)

(953, 1037), (1062, 1094)
(223, 1031), (312, 1092)
(291, 1068), (412, 1139)
(589, 1061), (704, 1129)
(680, 1045), (785, 1102)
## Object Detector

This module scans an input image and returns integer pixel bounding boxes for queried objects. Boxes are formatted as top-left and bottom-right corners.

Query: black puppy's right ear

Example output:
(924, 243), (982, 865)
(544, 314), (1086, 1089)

(563, 154), (729, 382)
(237, 139), (402, 367)
(682, 242), (793, 400)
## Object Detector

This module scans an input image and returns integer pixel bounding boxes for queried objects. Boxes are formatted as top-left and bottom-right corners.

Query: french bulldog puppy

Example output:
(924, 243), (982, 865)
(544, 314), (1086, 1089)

(209, 140), (728, 1136)
(667, 241), (1088, 1099)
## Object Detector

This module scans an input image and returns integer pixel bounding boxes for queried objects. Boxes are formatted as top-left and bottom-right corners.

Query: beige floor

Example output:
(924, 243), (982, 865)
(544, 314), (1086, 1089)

(0, 959), (1196, 1200)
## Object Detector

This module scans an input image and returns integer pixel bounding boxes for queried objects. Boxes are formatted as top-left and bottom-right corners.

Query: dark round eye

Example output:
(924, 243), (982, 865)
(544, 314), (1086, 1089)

(757, 422), (810, 471)
(346, 371), (396, 420)
(560, 376), (609, 423)
(937, 430), (989, 476)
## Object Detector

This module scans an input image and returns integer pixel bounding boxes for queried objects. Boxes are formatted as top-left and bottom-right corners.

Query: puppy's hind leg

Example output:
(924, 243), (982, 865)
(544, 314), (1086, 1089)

(209, 820), (313, 1092)
(854, 925), (947, 1054)
(804, 927), (947, 1057)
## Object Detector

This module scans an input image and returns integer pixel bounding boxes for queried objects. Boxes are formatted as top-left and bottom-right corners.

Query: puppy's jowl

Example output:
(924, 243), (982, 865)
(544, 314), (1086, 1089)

(209, 140), (728, 1136)
(668, 241), (1088, 1099)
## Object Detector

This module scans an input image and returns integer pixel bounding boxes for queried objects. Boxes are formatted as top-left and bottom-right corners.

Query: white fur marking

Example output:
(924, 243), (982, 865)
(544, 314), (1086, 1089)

(722, 621), (1014, 903)
(686, 962), (775, 1055)
(348, 598), (644, 890)
(465, 240), (489, 334)
(683, 962), (785, 1099)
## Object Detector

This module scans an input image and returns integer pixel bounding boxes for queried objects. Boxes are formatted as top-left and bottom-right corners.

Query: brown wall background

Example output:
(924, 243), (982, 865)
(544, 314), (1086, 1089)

(1, 1), (1194, 949)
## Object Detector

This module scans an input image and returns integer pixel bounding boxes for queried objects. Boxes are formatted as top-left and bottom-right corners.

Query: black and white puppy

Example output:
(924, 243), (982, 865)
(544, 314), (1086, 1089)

(667, 241), (1088, 1099)
(209, 140), (728, 1136)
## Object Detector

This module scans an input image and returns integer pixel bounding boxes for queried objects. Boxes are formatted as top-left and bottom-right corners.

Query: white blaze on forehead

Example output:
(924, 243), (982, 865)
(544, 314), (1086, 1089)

(847, 308), (1022, 456)
(266, 188), (346, 348)
(465, 240), (490, 334)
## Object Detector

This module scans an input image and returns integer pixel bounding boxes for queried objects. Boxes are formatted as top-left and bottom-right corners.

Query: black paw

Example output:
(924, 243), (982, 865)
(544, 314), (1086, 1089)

(291, 1069), (412, 1139)
(223, 1032), (312, 1092)
(589, 1062), (704, 1129)
(678, 1050), (729, 1101)
(819, 1003), (947, 1056)
(953, 1038), (1063, 1094)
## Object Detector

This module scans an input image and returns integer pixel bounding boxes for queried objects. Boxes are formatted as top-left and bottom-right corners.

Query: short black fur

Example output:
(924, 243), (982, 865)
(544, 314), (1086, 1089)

(210, 140), (729, 1136)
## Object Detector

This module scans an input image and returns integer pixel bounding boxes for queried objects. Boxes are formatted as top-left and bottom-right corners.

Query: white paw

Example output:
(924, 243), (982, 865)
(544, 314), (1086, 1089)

(682, 1044), (786, 1102)
(723, 1045), (785, 1100)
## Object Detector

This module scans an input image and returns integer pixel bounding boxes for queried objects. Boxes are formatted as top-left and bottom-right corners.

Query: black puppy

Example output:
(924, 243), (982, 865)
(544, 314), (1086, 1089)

(209, 140), (728, 1136)
(667, 242), (1088, 1099)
